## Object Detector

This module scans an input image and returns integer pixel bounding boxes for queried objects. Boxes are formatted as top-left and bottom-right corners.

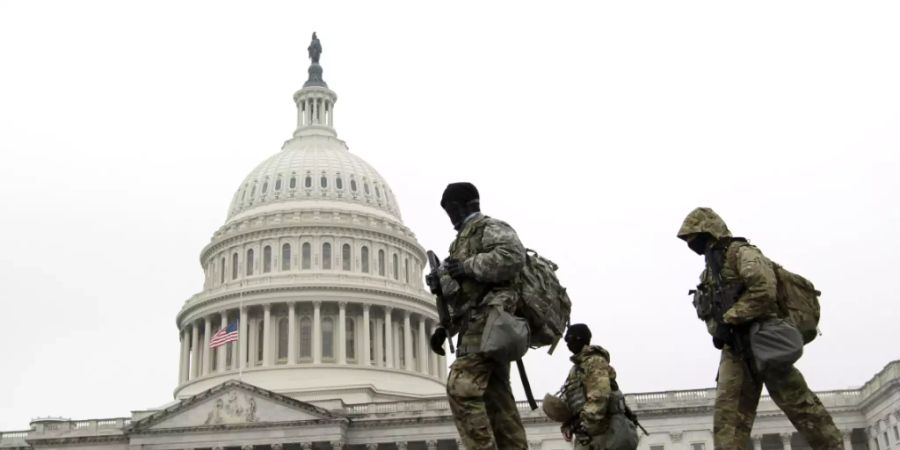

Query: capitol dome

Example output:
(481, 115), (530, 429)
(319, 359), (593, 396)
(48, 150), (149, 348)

(173, 45), (447, 405)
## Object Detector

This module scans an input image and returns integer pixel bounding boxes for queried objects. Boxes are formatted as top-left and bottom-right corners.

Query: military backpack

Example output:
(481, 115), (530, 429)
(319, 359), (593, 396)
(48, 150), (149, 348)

(515, 249), (572, 353)
(772, 263), (822, 344)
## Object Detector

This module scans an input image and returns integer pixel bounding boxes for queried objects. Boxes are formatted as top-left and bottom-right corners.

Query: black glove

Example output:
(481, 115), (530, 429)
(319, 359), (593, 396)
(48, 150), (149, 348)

(713, 336), (725, 350)
(445, 258), (467, 279)
(713, 323), (733, 349)
(425, 272), (440, 294)
(430, 327), (448, 355)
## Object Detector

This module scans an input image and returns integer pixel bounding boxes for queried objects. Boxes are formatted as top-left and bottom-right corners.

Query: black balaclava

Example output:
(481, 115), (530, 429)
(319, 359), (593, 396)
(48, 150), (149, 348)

(441, 182), (481, 230)
(564, 323), (592, 354)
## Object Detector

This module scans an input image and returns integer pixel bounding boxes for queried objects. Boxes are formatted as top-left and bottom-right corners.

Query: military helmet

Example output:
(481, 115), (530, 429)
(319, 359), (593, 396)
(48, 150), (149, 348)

(677, 207), (732, 241)
(542, 393), (573, 422)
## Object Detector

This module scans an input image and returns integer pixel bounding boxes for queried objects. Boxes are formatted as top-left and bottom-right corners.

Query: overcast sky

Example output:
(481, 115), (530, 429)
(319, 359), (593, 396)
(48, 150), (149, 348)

(1, 1), (899, 431)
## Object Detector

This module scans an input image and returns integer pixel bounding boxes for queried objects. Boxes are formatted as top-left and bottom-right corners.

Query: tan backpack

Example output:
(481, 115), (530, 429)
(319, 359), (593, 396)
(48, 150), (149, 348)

(772, 264), (822, 344)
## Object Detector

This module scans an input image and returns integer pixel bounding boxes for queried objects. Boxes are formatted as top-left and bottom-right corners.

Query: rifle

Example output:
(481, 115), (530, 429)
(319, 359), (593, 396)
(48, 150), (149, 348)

(706, 246), (758, 382)
(623, 404), (649, 436)
(426, 250), (454, 354)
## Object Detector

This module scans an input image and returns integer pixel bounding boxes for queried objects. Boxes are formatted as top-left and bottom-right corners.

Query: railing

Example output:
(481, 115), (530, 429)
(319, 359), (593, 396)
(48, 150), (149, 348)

(28, 418), (131, 434)
(0, 431), (29, 440)
(345, 398), (543, 416)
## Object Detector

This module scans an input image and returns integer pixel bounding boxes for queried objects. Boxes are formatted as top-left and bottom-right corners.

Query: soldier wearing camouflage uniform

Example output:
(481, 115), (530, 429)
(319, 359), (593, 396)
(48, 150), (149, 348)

(677, 207), (842, 450)
(427, 182), (528, 450)
(560, 324), (621, 450)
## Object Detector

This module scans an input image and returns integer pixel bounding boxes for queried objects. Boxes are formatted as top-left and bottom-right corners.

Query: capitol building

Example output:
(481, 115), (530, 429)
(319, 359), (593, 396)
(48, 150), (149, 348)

(2, 41), (899, 450)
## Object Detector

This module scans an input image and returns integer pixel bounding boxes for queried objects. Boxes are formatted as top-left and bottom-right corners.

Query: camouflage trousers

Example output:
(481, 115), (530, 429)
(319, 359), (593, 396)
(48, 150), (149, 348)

(447, 353), (528, 450)
(714, 347), (842, 450)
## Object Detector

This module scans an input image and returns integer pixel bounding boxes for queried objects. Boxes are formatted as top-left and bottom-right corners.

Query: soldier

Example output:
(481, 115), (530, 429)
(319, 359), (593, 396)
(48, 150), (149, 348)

(427, 182), (528, 450)
(677, 207), (842, 449)
(557, 324), (638, 450)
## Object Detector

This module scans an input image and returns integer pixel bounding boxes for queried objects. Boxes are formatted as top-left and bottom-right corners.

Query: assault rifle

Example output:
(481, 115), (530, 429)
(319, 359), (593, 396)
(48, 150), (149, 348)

(426, 250), (454, 354)
(623, 404), (649, 436)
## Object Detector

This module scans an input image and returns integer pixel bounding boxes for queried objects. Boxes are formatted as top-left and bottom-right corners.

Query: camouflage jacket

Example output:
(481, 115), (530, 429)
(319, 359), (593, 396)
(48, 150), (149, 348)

(440, 213), (525, 352)
(564, 345), (616, 436)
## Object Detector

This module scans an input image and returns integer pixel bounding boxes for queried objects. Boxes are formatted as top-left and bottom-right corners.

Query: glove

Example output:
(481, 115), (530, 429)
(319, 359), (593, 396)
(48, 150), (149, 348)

(713, 336), (725, 350)
(445, 258), (468, 279)
(561, 425), (573, 442)
(713, 323), (734, 349)
(425, 272), (440, 294)
(430, 327), (448, 356)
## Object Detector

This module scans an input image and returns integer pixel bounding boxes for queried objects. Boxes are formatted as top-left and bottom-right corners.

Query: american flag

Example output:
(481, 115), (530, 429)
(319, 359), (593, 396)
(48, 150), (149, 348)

(209, 321), (238, 348)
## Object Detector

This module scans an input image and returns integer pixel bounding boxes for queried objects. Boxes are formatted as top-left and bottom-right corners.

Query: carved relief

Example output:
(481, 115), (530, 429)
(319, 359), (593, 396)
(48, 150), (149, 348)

(204, 391), (259, 425)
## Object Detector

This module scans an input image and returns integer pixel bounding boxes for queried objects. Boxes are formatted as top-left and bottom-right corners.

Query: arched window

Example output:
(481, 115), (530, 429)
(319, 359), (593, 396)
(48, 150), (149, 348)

(364, 183), (370, 194)
(299, 317), (312, 359)
(320, 176), (328, 188)
(257, 322), (264, 363)
(392, 254), (399, 280)
(378, 250), (385, 276)
(304, 176), (312, 188)
(405, 258), (409, 283)
(411, 327), (418, 367)
(361, 246), (369, 273)
(275, 177), (282, 191)
(232, 253), (239, 280)
(241, 185), (247, 201)
(263, 246), (272, 273)
(250, 184), (256, 196)
(369, 321), (376, 364)
(246, 249), (254, 276)
(322, 243), (332, 270)
(220, 257), (225, 284)
(277, 318), (288, 362)
(281, 243), (291, 271)
(342, 244), (351, 271)
(351, 179), (358, 192)
(397, 326), (405, 367)
(375, 186), (381, 198)
(336, 177), (343, 190)
(289, 176), (297, 189)
(302, 243), (311, 269)
(322, 317), (334, 359)
(346, 318), (356, 361)
(261, 181), (268, 194)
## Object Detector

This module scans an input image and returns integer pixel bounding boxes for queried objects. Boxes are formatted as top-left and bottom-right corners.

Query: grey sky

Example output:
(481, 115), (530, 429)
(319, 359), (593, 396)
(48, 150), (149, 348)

(1, 1), (898, 431)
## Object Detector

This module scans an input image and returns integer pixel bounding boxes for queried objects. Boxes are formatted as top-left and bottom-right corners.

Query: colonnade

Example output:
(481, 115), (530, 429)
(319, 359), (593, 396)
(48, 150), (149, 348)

(178, 301), (448, 385)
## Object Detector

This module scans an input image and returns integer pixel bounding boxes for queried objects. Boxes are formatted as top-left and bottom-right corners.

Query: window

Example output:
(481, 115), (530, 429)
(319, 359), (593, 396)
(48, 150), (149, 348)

(274, 177), (282, 191)
(302, 243), (311, 269)
(392, 254), (399, 280)
(220, 257), (225, 283)
(650, 446), (664, 450)
(261, 181), (268, 194)
(364, 182), (370, 194)
(369, 321), (376, 364)
(405, 258), (409, 283)
(691, 444), (706, 450)
(304, 176), (312, 188)
(397, 326), (405, 367)
(320, 176), (328, 188)
(894, 426), (899, 441)
(299, 317), (312, 359)
(257, 322), (264, 363)
(241, 185), (247, 201)
(351, 179), (357, 191)
(411, 327), (418, 364)
(361, 246), (369, 273)
(232, 253), (239, 280)
(277, 318), (288, 361)
(875, 438), (881, 450)
(346, 318), (355, 360)
(281, 243), (291, 270)
(336, 177), (343, 190)
(378, 250), (385, 276)
(322, 317), (334, 359)
(225, 341), (232, 368)
(289, 176), (297, 189)
(322, 243), (332, 270)
(250, 184), (256, 196)
(263, 246), (272, 273)
(885, 432), (890, 447)
(246, 249), (254, 276)
(375, 186), (381, 198)
(342, 244), (351, 271)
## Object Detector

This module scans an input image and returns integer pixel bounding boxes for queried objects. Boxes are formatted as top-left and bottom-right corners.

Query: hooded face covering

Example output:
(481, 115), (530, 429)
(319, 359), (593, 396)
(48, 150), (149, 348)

(677, 207), (732, 254)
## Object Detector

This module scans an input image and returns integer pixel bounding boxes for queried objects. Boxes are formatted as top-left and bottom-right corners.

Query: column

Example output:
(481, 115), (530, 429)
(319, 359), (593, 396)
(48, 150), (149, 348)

(418, 318), (428, 373)
(248, 318), (258, 366)
(781, 433), (793, 450)
(403, 311), (413, 371)
(313, 97), (319, 124)
(338, 302), (347, 364)
(439, 352), (448, 379)
(302, 445), (313, 450)
(426, 441), (438, 450)
(374, 318), (384, 367)
(239, 307), (248, 368)
(313, 301), (322, 363)
(288, 302), (297, 364)
(178, 329), (188, 383)
(384, 307), (394, 368)
(395, 443), (407, 450)
(430, 324), (440, 376)
(330, 441), (344, 450)
(365, 444), (378, 450)
(841, 430), (853, 450)
(216, 312), (227, 371)
(362, 304), (371, 366)
(203, 316), (212, 374)
(328, 100), (334, 126)
(190, 323), (199, 378)
(262, 304), (272, 366)
(241, 445), (253, 450)
(752, 435), (763, 450)
(271, 444), (282, 450)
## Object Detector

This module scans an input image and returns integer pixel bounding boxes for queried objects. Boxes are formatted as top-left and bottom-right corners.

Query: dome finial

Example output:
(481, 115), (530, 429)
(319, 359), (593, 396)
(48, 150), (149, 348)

(304, 32), (327, 88)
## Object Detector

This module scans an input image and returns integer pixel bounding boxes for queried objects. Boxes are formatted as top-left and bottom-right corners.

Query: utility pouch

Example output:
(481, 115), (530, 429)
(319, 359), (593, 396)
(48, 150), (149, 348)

(749, 318), (804, 373)
(480, 307), (529, 363)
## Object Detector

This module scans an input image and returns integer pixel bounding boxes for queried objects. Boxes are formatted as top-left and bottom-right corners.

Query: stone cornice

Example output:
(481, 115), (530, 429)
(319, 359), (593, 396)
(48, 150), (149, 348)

(129, 418), (348, 436)
(177, 282), (438, 326)
(26, 434), (128, 446)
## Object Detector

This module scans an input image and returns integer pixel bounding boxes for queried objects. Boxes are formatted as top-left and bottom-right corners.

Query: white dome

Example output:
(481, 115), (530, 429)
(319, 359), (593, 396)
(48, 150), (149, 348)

(227, 135), (402, 221)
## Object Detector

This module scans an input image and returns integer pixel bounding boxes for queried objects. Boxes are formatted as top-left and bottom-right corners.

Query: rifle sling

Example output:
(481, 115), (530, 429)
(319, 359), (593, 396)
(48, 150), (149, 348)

(516, 358), (538, 410)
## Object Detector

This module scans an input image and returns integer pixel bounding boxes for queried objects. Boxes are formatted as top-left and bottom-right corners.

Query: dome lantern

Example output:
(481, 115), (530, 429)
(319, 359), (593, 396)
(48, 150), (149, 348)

(292, 32), (338, 139)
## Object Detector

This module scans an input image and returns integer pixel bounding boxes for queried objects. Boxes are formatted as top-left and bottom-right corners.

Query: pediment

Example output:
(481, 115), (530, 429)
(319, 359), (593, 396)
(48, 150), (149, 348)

(132, 380), (338, 431)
